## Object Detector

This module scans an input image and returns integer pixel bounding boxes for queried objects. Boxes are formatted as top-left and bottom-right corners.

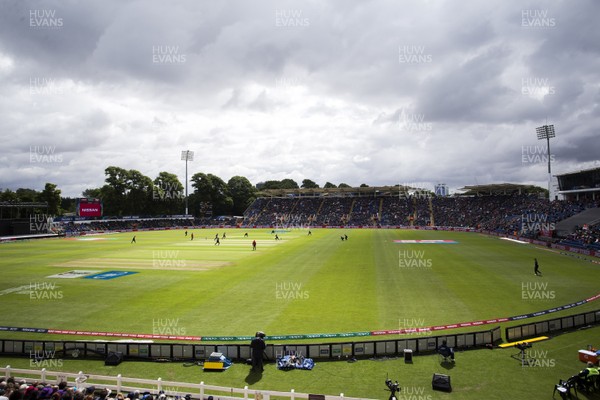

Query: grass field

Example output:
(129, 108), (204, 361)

(1, 228), (600, 398)
(1, 228), (599, 338)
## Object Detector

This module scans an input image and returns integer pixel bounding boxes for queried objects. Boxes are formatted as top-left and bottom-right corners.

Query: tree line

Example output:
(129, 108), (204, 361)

(1, 167), (354, 217)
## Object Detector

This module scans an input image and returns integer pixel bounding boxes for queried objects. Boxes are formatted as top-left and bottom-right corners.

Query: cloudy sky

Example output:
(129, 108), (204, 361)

(0, 0), (599, 198)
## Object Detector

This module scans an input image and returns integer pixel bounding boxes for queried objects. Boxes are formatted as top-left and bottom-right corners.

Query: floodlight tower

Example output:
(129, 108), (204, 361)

(181, 150), (194, 215)
(535, 124), (555, 200)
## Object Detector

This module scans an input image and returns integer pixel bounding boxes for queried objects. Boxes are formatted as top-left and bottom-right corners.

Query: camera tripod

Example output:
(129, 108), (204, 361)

(511, 344), (534, 366)
(385, 379), (400, 400)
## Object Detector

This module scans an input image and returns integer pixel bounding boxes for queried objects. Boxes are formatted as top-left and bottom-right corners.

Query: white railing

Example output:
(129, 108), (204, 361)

(0, 366), (374, 400)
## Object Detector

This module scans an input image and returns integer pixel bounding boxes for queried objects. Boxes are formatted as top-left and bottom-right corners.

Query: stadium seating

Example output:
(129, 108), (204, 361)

(54, 195), (600, 247)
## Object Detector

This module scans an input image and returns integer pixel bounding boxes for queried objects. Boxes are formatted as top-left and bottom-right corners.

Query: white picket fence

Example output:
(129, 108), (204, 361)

(0, 366), (373, 400)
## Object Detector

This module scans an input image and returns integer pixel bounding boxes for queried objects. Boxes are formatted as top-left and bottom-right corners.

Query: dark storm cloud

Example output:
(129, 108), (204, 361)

(0, 0), (598, 196)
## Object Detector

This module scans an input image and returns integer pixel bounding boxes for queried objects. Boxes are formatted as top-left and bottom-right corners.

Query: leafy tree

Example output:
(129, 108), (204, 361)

(102, 166), (129, 215)
(190, 172), (233, 216)
(100, 167), (154, 215)
(228, 176), (256, 215)
(359, 183), (369, 187)
(104, 166), (130, 196)
(261, 180), (283, 190)
(280, 178), (299, 189)
(89, 184), (119, 216)
(338, 183), (352, 188)
(82, 188), (102, 199)
(60, 197), (77, 214)
(301, 179), (319, 189)
(39, 183), (61, 215)
(16, 188), (38, 202)
(127, 170), (154, 215)
(323, 182), (337, 188)
(0, 189), (18, 201)
(153, 172), (185, 215)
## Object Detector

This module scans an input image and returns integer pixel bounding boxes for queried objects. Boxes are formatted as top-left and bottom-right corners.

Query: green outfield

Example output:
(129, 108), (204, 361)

(2, 228), (600, 399)
(1, 228), (599, 340)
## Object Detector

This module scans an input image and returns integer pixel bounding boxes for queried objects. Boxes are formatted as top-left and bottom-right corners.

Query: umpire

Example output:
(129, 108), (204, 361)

(250, 331), (266, 372)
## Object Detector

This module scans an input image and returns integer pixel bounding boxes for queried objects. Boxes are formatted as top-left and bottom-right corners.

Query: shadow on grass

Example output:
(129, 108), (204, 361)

(440, 361), (455, 370)
(245, 369), (263, 384)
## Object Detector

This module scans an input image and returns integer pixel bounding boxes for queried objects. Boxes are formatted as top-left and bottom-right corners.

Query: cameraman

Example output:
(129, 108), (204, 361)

(250, 331), (266, 372)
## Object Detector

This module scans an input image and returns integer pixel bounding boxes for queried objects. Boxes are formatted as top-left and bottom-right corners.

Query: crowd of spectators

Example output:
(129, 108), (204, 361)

(0, 378), (195, 400)
(413, 197), (431, 226)
(561, 224), (600, 250)
(57, 217), (239, 235)
(248, 198), (298, 226)
(348, 198), (380, 226)
(242, 195), (598, 237)
(430, 195), (595, 236)
(314, 198), (352, 226)
(244, 197), (319, 227)
(379, 197), (412, 225)
(47, 195), (600, 250)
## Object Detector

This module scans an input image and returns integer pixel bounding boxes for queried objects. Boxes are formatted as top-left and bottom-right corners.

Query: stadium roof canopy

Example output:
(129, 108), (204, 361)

(555, 167), (600, 199)
(258, 185), (432, 198)
(458, 183), (545, 196)
(555, 166), (600, 178)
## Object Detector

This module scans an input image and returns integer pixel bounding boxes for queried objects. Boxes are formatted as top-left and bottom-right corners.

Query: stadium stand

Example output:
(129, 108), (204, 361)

(241, 194), (598, 234)
(45, 194), (600, 249)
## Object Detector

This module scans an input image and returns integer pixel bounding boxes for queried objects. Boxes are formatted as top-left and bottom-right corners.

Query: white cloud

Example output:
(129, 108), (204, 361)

(0, 0), (598, 196)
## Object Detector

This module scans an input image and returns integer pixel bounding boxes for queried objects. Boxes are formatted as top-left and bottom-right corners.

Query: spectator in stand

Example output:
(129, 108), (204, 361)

(0, 380), (8, 400)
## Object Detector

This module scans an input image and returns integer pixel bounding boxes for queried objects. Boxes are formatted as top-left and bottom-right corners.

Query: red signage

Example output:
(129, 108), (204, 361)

(78, 199), (102, 217)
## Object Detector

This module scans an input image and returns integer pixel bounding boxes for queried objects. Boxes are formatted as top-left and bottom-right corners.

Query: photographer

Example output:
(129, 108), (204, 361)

(250, 331), (266, 373)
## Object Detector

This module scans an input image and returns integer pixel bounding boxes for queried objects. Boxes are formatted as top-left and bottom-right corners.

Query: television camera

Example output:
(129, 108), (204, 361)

(385, 378), (401, 400)
(512, 342), (534, 366)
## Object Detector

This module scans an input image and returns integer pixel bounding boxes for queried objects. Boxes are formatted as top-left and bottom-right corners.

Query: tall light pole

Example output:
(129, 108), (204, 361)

(181, 150), (194, 215)
(535, 124), (555, 200)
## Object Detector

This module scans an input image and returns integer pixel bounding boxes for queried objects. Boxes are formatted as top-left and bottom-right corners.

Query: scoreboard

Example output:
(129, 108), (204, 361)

(77, 198), (102, 217)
